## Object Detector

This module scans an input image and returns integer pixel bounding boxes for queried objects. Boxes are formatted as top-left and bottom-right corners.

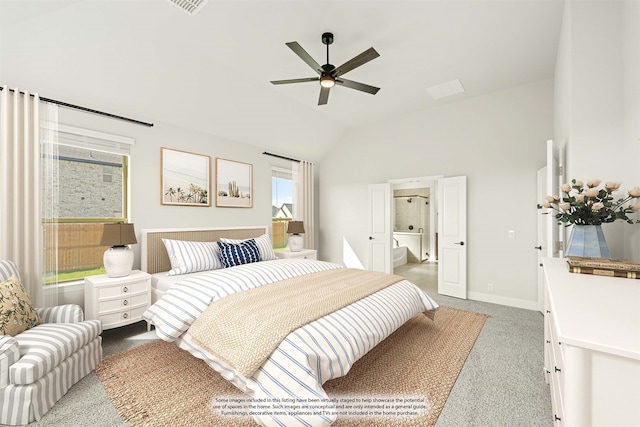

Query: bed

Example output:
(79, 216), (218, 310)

(140, 226), (439, 427)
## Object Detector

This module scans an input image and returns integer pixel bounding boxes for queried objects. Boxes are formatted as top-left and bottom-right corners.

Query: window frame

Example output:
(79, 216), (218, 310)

(42, 124), (134, 283)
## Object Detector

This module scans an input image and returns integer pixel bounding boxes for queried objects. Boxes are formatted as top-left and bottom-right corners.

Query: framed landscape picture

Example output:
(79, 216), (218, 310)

(215, 158), (253, 208)
(161, 147), (210, 206)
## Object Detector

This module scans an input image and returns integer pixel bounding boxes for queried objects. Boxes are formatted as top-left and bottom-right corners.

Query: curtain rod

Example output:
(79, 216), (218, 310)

(0, 86), (154, 128)
(263, 151), (301, 163)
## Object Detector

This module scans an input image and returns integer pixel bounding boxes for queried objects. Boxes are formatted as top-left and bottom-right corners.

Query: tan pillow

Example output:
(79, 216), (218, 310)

(0, 275), (42, 336)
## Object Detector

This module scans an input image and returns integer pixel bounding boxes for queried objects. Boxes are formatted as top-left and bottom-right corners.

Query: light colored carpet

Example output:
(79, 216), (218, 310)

(95, 307), (486, 426)
(16, 294), (552, 427)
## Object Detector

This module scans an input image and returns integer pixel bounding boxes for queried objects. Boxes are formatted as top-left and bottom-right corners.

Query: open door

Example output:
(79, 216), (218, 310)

(437, 176), (467, 298)
(367, 183), (392, 273)
(536, 140), (562, 311)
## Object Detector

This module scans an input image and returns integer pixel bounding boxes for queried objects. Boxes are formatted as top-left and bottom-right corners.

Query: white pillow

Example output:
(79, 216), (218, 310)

(220, 233), (278, 261)
(162, 239), (222, 276)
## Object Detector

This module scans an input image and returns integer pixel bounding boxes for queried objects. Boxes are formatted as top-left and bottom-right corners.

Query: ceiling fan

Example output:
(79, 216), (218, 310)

(270, 32), (380, 105)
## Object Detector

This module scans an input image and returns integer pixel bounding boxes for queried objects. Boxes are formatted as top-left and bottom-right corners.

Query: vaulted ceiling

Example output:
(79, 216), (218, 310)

(0, 0), (565, 161)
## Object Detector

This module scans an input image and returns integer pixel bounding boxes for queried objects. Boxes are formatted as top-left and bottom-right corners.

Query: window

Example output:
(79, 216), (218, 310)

(271, 167), (295, 249)
(43, 125), (133, 284)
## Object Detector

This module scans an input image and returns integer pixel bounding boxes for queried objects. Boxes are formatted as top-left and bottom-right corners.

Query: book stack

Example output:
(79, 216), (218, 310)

(566, 256), (640, 279)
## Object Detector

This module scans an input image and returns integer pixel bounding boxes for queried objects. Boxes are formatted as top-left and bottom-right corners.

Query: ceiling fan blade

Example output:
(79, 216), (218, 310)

(271, 77), (319, 85)
(336, 78), (380, 95)
(286, 42), (323, 75)
(333, 47), (380, 77)
(318, 87), (330, 105)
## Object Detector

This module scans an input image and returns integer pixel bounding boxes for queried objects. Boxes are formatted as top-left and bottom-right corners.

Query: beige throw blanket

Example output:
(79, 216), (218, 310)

(188, 268), (404, 377)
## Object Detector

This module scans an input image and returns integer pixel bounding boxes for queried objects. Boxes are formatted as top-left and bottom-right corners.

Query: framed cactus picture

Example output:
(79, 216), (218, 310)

(161, 147), (211, 206)
(215, 157), (253, 208)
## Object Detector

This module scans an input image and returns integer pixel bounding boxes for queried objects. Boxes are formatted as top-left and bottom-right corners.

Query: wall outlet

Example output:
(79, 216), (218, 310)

(508, 230), (515, 239)
(488, 283), (494, 292)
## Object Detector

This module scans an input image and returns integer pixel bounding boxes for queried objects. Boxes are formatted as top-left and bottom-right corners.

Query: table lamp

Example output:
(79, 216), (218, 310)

(100, 223), (137, 277)
(286, 221), (305, 252)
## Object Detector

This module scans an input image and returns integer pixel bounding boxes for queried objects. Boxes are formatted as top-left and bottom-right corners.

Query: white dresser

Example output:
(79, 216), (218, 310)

(84, 270), (151, 330)
(542, 257), (640, 426)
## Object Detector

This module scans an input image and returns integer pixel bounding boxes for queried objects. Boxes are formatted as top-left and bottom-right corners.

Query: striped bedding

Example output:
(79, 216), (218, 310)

(143, 259), (438, 427)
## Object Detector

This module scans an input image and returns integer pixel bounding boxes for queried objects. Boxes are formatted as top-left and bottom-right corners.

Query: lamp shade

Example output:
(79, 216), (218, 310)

(286, 221), (305, 234)
(101, 223), (137, 278)
(100, 223), (137, 247)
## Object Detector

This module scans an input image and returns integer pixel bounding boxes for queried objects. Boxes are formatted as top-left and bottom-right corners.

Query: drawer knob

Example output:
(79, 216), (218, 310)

(123, 313), (129, 319)
(123, 286), (129, 293)
(123, 299), (128, 306)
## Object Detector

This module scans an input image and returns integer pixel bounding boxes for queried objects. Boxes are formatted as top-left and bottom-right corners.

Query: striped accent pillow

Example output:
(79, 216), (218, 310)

(162, 239), (222, 276)
(216, 239), (261, 268)
(220, 233), (278, 261)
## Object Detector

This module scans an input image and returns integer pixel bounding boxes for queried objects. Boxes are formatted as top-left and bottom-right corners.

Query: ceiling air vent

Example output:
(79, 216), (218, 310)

(168, 0), (208, 15)
(427, 79), (465, 100)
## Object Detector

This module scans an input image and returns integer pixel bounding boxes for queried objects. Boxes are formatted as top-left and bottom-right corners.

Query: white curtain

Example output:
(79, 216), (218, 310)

(294, 160), (315, 249)
(0, 86), (59, 307)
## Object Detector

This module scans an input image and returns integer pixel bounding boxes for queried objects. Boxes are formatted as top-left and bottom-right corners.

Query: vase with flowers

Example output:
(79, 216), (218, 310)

(538, 179), (640, 258)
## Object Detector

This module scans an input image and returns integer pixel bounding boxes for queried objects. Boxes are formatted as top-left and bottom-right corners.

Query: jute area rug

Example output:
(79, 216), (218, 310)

(96, 306), (486, 427)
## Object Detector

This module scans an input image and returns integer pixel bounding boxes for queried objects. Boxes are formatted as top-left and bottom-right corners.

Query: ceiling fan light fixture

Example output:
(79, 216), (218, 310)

(320, 75), (336, 88)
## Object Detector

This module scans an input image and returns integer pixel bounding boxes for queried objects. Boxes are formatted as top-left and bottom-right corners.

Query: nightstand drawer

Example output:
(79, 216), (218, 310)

(99, 305), (147, 329)
(98, 293), (149, 313)
(96, 278), (149, 299)
(275, 249), (317, 260)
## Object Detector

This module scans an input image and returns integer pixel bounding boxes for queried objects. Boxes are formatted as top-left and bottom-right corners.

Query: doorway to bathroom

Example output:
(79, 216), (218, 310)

(390, 176), (440, 293)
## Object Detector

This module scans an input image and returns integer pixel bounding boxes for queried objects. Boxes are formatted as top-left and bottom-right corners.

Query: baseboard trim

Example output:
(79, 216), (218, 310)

(468, 291), (539, 311)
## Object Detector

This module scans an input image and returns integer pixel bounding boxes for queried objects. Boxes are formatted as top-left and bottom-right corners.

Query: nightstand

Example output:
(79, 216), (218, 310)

(275, 249), (317, 260)
(84, 270), (151, 330)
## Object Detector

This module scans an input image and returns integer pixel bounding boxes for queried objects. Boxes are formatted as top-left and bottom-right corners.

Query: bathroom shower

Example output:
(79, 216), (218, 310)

(393, 191), (430, 263)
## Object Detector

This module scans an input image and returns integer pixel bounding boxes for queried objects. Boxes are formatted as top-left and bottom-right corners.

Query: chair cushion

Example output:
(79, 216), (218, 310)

(0, 275), (42, 336)
(0, 260), (21, 282)
(10, 320), (101, 385)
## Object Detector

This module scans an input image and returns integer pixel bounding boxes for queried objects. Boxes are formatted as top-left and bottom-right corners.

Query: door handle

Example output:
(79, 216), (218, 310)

(454, 241), (464, 245)
(369, 236), (374, 240)
(534, 245), (542, 250)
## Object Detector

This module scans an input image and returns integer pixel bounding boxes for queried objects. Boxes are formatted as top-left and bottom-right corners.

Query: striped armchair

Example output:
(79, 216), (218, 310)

(0, 260), (103, 425)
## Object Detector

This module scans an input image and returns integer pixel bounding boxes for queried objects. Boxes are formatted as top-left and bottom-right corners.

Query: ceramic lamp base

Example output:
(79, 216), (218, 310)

(288, 234), (304, 252)
(104, 246), (134, 277)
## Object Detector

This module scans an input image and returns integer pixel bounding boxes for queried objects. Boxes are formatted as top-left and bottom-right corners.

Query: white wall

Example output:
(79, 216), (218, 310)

(51, 108), (293, 306)
(319, 79), (554, 309)
(57, 108), (294, 269)
(555, 0), (640, 260)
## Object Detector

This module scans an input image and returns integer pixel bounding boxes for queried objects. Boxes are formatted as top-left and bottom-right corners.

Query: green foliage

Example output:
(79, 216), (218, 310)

(538, 179), (640, 226)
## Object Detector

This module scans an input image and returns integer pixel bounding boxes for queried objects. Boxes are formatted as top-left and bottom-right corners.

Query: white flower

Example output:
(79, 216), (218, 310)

(605, 181), (621, 192)
(537, 178), (640, 225)
(628, 187), (640, 197)
(585, 188), (599, 198)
